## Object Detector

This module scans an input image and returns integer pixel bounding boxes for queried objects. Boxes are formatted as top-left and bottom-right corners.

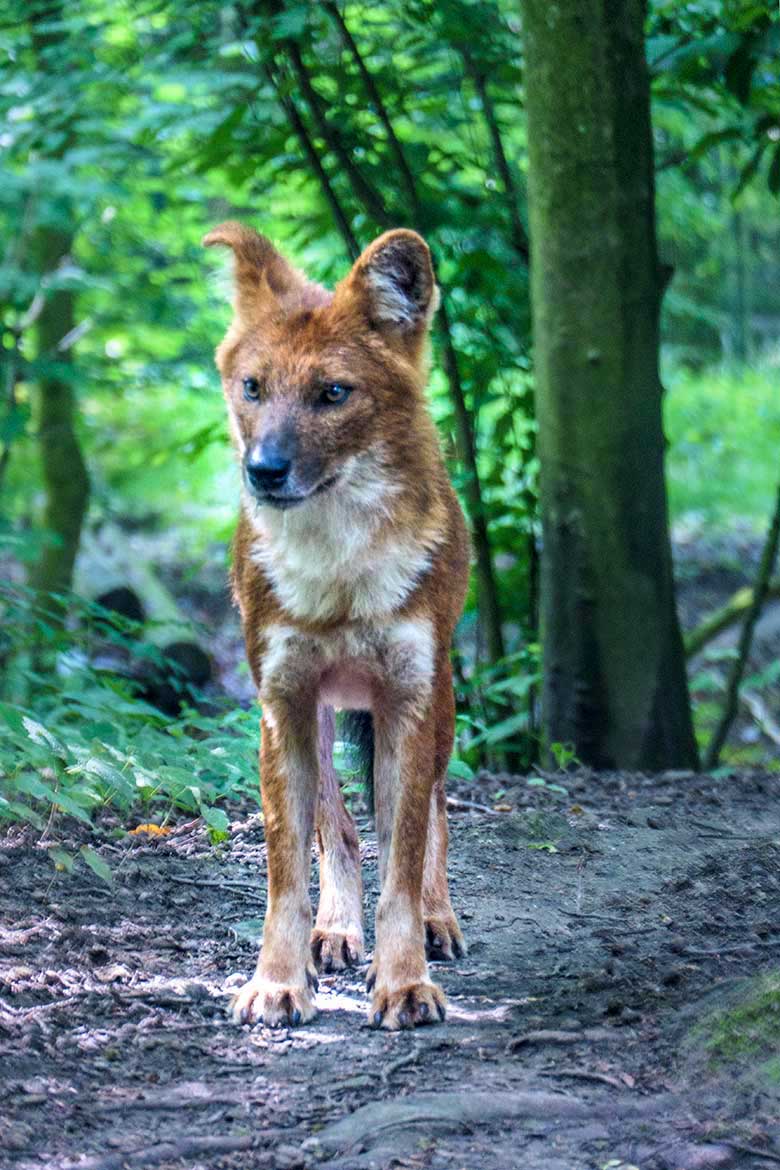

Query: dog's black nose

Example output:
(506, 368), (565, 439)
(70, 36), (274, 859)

(245, 444), (292, 493)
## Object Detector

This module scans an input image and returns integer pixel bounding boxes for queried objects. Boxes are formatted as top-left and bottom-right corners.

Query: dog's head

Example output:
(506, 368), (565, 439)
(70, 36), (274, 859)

(203, 223), (439, 511)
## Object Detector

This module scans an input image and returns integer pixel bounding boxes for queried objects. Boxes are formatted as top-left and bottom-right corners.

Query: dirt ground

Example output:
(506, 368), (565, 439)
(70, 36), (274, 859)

(2, 767), (780, 1170)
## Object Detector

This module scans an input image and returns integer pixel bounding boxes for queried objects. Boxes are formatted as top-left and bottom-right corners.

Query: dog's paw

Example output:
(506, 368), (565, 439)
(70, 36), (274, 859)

(425, 913), (467, 961)
(368, 979), (446, 1030)
(311, 927), (364, 973)
(230, 971), (318, 1028)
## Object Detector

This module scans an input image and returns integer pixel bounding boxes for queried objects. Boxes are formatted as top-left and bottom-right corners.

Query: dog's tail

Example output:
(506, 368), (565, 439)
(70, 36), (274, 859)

(340, 710), (375, 815)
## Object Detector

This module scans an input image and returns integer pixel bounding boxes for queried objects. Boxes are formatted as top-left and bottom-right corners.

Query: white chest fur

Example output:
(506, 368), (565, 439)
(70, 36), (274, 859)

(246, 451), (439, 623)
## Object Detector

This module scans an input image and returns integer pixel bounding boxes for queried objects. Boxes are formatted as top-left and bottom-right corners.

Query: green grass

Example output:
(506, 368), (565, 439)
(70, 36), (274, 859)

(664, 365), (780, 529)
(691, 972), (780, 1076)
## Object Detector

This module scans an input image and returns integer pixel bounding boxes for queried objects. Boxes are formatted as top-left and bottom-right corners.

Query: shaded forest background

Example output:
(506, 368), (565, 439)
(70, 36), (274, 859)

(1, 0), (780, 847)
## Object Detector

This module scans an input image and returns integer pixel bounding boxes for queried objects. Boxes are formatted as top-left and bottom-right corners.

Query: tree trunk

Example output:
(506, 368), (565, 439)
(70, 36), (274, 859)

(521, 0), (698, 769)
(30, 223), (89, 598)
(27, 2), (90, 599)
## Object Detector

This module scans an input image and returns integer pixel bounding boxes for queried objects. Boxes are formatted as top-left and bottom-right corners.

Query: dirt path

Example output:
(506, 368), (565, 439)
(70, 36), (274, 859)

(2, 769), (780, 1170)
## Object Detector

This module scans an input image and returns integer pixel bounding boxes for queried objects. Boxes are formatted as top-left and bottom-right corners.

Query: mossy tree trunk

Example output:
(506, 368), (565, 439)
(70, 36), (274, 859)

(29, 225), (89, 598)
(28, 2), (90, 600)
(521, 0), (698, 769)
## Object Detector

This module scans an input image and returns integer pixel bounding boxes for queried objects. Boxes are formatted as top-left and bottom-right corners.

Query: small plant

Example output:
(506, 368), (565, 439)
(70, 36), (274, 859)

(0, 583), (259, 849)
(549, 741), (578, 771)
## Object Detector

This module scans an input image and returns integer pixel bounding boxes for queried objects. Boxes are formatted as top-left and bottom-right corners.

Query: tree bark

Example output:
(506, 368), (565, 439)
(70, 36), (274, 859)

(27, 2), (90, 598)
(521, 0), (698, 769)
(29, 224), (90, 598)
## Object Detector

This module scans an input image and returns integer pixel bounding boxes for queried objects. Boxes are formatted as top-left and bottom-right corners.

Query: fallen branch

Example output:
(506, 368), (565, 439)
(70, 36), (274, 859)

(62, 1133), (257, 1170)
(685, 579), (780, 658)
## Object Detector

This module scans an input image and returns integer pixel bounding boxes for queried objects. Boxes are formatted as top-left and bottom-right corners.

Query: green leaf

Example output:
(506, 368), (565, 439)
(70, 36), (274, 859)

(80, 846), (112, 884)
(50, 847), (74, 873)
(22, 716), (67, 759)
(201, 805), (229, 832)
(447, 758), (475, 781)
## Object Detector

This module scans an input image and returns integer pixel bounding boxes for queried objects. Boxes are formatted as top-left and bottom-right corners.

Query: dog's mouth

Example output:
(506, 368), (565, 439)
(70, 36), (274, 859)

(252, 474), (340, 510)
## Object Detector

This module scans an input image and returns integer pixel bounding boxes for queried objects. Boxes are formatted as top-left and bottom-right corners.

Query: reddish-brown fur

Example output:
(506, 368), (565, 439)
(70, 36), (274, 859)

(203, 222), (469, 1029)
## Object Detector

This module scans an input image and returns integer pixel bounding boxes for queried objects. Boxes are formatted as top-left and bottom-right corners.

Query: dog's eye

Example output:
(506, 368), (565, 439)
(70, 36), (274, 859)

(320, 383), (352, 406)
(242, 377), (261, 402)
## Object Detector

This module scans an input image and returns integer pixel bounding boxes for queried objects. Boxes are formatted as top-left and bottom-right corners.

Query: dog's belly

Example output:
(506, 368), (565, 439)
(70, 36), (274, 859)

(260, 619), (434, 717)
(318, 663), (374, 711)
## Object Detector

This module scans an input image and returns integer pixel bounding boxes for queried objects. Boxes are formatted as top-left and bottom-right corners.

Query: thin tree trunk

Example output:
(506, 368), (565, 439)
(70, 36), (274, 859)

(262, 64), (360, 260)
(29, 225), (90, 598)
(703, 480), (780, 770)
(0, 330), (20, 493)
(461, 51), (530, 262)
(28, 2), (89, 599)
(521, 0), (698, 769)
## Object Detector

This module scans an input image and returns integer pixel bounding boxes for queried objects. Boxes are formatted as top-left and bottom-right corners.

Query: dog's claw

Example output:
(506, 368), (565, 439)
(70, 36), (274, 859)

(230, 975), (316, 1028)
(368, 980), (446, 1030)
(425, 915), (467, 962)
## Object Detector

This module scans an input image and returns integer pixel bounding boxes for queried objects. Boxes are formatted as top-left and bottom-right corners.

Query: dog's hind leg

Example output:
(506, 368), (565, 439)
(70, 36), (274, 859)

(423, 663), (467, 961)
(311, 706), (364, 972)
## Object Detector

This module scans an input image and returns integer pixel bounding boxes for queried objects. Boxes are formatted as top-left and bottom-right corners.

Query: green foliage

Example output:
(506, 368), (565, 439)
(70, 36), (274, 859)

(665, 365), (780, 527)
(0, 582), (259, 842)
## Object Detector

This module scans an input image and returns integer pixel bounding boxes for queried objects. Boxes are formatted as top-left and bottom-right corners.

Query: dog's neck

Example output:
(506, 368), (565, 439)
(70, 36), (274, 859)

(245, 445), (444, 624)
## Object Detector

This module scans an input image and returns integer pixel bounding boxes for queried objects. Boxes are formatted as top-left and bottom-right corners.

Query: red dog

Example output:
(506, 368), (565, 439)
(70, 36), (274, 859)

(204, 223), (469, 1029)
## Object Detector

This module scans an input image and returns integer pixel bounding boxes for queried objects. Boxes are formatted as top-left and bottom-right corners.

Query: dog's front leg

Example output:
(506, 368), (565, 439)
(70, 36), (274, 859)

(369, 697), (446, 1029)
(231, 699), (319, 1027)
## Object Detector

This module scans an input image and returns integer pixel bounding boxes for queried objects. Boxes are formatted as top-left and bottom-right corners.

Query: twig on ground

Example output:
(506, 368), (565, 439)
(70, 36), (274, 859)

(166, 873), (264, 898)
(682, 939), (780, 958)
(559, 909), (620, 922)
(539, 1066), (627, 1089)
(508, 1028), (614, 1052)
(446, 796), (503, 816)
(380, 1041), (421, 1086)
(722, 1141), (780, 1165)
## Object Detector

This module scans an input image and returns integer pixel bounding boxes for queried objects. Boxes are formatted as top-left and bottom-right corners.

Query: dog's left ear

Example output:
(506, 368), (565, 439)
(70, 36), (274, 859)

(338, 229), (439, 345)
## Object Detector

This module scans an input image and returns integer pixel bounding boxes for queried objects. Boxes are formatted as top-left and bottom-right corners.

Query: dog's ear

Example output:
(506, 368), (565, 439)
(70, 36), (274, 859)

(202, 222), (308, 321)
(338, 229), (439, 345)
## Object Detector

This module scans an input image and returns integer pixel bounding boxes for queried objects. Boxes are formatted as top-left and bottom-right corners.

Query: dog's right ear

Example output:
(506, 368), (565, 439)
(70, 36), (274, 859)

(202, 222), (306, 321)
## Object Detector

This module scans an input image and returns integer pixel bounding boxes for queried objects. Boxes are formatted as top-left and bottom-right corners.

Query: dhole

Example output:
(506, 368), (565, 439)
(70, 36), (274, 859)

(203, 223), (469, 1030)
